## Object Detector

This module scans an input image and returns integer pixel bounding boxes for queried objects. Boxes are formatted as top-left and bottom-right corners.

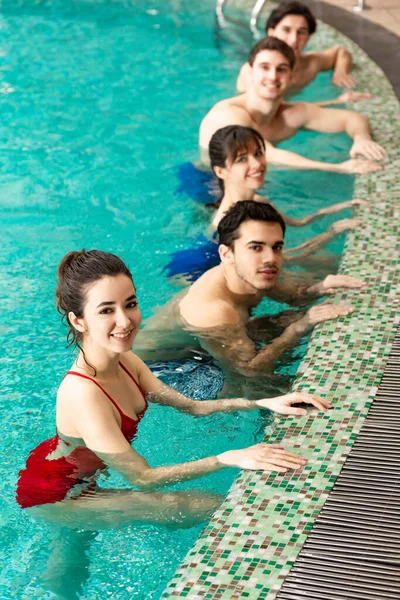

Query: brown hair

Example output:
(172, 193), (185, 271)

(266, 2), (317, 35)
(218, 200), (286, 248)
(56, 250), (133, 370)
(208, 126), (266, 208)
(248, 36), (295, 69)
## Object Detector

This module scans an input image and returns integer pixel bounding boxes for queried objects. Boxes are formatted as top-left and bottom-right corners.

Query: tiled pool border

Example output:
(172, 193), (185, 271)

(161, 8), (400, 600)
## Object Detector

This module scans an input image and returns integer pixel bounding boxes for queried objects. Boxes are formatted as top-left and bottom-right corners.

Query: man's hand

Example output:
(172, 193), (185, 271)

(218, 444), (307, 472)
(350, 137), (387, 161)
(256, 392), (332, 415)
(329, 217), (360, 235)
(337, 159), (383, 174)
(332, 71), (357, 88)
(335, 90), (372, 103)
(322, 274), (365, 294)
(299, 303), (354, 334)
(319, 198), (367, 217)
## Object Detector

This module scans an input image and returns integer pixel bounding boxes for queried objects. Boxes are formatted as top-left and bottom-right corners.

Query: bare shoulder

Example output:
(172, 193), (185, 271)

(120, 350), (146, 380)
(280, 100), (310, 126)
(201, 96), (250, 129)
(56, 371), (117, 436)
(58, 372), (108, 410)
(181, 297), (241, 329)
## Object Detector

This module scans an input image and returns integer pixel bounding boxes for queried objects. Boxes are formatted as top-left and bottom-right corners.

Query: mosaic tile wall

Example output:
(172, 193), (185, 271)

(161, 12), (400, 600)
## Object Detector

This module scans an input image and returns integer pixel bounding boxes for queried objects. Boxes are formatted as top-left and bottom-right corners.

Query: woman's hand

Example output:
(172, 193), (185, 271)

(329, 217), (360, 235)
(318, 198), (367, 217)
(256, 392), (332, 416)
(335, 90), (371, 102)
(337, 159), (383, 174)
(218, 444), (307, 472)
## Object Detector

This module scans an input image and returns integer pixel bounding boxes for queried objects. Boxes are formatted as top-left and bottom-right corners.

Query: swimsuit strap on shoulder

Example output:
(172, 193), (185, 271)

(65, 371), (123, 415)
(118, 361), (147, 404)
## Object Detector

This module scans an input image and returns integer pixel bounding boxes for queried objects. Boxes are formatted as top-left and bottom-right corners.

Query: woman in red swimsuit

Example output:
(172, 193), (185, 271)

(16, 249), (330, 598)
(17, 249), (329, 526)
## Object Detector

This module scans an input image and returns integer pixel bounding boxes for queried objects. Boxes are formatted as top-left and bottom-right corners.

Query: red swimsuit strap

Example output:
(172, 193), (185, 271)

(65, 371), (125, 416)
(118, 362), (147, 406)
(65, 362), (147, 412)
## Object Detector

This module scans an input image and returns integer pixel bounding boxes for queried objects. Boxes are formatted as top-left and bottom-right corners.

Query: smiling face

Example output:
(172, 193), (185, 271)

(268, 14), (310, 56)
(220, 219), (284, 291)
(215, 140), (267, 192)
(251, 49), (292, 100)
(71, 274), (142, 354)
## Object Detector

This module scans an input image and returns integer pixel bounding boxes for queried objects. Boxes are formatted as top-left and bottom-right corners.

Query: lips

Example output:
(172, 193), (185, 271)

(258, 268), (278, 279)
(111, 330), (133, 341)
(247, 170), (265, 179)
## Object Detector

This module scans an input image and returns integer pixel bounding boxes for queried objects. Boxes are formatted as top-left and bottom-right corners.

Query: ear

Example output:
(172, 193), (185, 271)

(213, 165), (227, 181)
(68, 311), (86, 333)
(219, 244), (234, 265)
(267, 27), (275, 36)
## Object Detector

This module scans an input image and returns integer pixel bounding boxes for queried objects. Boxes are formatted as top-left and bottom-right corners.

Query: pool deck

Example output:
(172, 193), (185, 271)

(162, 5), (400, 600)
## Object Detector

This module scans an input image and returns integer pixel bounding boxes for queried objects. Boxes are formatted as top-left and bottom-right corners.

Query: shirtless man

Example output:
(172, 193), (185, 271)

(237, 1), (358, 99)
(136, 201), (365, 385)
(199, 37), (386, 174)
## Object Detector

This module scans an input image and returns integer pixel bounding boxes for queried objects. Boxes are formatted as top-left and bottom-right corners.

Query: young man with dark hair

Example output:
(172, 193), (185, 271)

(237, 1), (358, 96)
(136, 201), (365, 382)
(199, 38), (385, 173)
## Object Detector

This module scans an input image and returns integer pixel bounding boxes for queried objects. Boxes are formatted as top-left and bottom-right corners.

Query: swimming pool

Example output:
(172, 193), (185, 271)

(0, 0), (356, 598)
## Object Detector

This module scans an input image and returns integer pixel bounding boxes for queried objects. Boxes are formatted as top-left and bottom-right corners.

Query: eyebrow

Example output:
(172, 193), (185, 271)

(246, 240), (284, 246)
(257, 61), (290, 68)
(96, 294), (137, 309)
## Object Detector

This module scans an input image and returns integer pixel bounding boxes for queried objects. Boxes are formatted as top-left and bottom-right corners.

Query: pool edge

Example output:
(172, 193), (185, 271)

(161, 15), (400, 600)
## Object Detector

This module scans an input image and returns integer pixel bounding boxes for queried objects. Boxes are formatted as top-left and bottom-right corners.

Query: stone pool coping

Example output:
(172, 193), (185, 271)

(161, 7), (400, 600)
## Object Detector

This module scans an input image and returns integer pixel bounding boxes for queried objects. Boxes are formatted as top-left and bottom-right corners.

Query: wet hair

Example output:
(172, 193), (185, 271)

(56, 249), (133, 371)
(217, 200), (286, 249)
(248, 36), (295, 70)
(266, 2), (317, 35)
(208, 126), (266, 208)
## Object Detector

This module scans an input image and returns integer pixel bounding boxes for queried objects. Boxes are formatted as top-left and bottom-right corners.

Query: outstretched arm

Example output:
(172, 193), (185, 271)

(267, 273), (365, 306)
(69, 380), (307, 489)
(315, 46), (356, 88)
(266, 142), (382, 175)
(283, 218), (360, 263)
(190, 303), (352, 377)
(301, 105), (387, 161)
(130, 353), (329, 416)
(281, 198), (367, 227)
(314, 91), (372, 108)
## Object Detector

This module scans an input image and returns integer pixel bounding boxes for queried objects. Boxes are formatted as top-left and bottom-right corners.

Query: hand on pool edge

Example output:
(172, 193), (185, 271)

(256, 392), (332, 416)
(217, 444), (307, 472)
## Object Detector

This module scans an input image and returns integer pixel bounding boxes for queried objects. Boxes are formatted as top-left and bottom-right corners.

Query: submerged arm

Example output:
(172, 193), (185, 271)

(70, 377), (309, 489)
(265, 141), (382, 175)
(302, 105), (387, 161)
(280, 199), (367, 227)
(283, 218), (360, 262)
(267, 273), (365, 306)
(133, 355), (328, 417)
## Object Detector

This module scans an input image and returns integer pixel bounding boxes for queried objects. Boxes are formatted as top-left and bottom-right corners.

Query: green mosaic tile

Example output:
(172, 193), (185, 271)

(161, 8), (400, 600)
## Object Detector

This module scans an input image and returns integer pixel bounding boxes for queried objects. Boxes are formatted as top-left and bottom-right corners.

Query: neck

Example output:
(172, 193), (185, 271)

(294, 53), (306, 71)
(246, 89), (281, 125)
(220, 264), (261, 303)
(76, 340), (121, 378)
(220, 184), (255, 208)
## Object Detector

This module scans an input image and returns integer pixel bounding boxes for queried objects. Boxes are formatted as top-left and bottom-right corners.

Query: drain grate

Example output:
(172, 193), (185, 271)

(276, 328), (400, 600)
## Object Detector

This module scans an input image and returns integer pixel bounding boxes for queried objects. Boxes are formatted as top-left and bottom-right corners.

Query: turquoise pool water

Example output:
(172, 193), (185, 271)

(0, 1), (355, 598)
